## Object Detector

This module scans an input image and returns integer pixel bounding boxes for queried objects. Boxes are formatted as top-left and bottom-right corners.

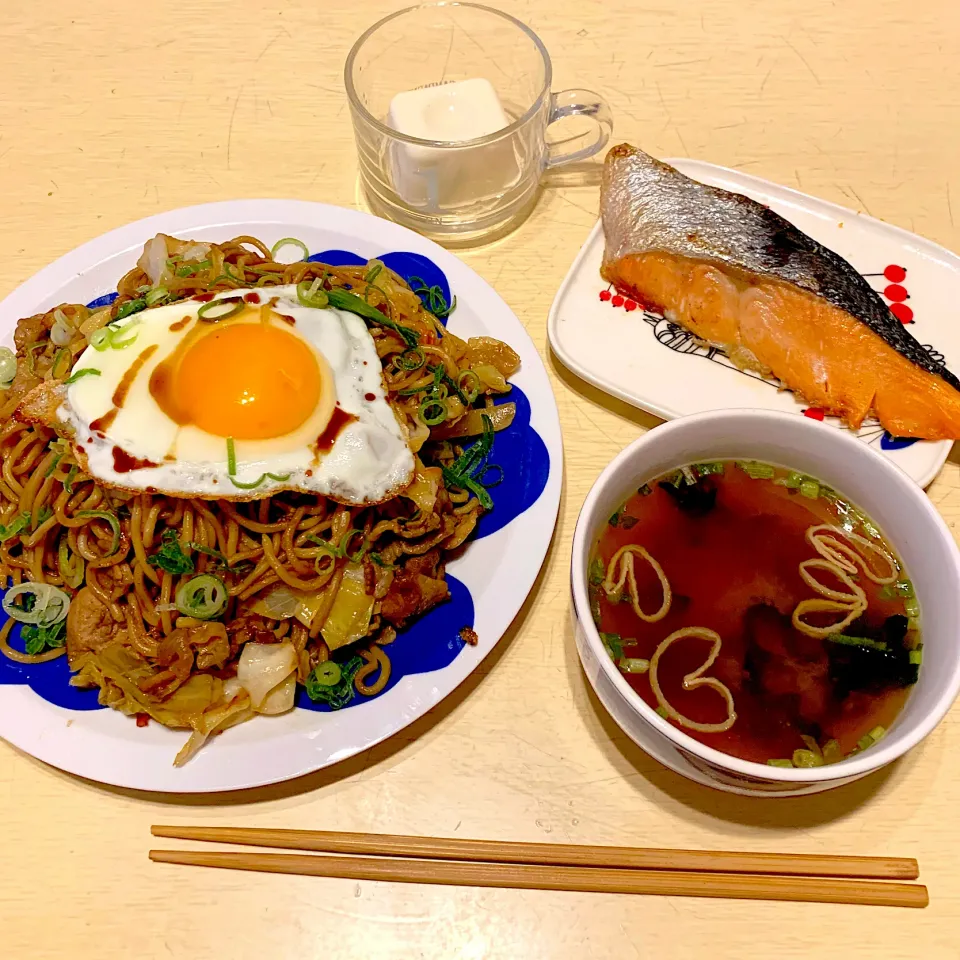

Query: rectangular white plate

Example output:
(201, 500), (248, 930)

(547, 158), (958, 487)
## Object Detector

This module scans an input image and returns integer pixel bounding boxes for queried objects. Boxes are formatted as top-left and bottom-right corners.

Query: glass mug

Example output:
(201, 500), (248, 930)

(344, 2), (613, 245)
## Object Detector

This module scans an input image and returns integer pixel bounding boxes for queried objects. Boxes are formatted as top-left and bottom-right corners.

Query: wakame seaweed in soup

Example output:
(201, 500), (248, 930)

(589, 461), (920, 768)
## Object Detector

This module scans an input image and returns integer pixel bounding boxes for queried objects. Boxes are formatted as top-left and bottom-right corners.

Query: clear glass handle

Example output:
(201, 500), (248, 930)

(545, 88), (614, 168)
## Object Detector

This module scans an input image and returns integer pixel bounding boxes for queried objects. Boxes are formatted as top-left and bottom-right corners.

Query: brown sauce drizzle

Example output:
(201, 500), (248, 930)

(364, 392), (376, 402)
(314, 406), (357, 454)
(90, 408), (118, 433)
(113, 344), (158, 408)
(243, 292), (261, 304)
(275, 313), (296, 326)
(112, 446), (160, 473)
(169, 315), (192, 332)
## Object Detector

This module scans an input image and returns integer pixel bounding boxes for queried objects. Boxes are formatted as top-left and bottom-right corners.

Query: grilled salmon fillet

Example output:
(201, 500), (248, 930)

(600, 144), (960, 440)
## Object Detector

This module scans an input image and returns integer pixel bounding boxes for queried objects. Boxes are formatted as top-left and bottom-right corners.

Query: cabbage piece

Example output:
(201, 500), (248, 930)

(174, 691), (253, 767)
(430, 402), (515, 440)
(251, 586), (331, 629)
(320, 563), (374, 651)
(259, 672), (296, 715)
(71, 641), (221, 727)
(402, 460), (442, 514)
(465, 337), (521, 378)
(237, 641), (297, 710)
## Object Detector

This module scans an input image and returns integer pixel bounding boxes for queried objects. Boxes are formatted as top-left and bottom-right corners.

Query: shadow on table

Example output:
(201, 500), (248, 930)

(30, 522), (562, 808)
(548, 346), (664, 433)
(561, 602), (912, 830)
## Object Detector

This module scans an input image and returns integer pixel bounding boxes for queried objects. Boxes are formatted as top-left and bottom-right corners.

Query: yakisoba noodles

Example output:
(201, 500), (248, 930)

(0, 234), (520, 764)
(591, 462), (921, 766)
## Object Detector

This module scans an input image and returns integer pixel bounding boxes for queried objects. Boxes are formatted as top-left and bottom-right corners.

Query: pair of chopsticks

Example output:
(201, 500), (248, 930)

(150, 826), (928, 908)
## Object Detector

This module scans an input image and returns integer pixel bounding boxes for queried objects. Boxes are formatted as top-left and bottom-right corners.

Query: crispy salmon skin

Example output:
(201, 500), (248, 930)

(600, 144), (960, 440)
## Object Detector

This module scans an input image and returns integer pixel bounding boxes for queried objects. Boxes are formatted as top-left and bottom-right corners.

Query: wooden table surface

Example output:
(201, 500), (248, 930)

(2, 1), (959, 957)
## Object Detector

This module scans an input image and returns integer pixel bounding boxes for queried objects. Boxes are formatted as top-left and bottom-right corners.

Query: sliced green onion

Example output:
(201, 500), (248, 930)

(175, 574), (228, 620)
(115, 298), (147, 321)
(608, 509), (621, 527)
(63, 465), (77, 494)
(694, 461), (725, 476)
(228, 471), (291, 491)
(50, 348), (70, 379)
(225, 440), (290, 489)
(312, 660), (342, 687)
(109, 318), (141, 349)
(826, 633), (888, 651)
(907, 615), (921, 633)
(767, 758), (794, 768)
(145, 286), (169, 307)
(821, 740), (842, 764)
(296, 278), (329, 309)
(868, 725), (886, 741)
(857, 733), (876, 751)
(908, 648), (923, 665)
(89, 328), (112, 351)
(618, 656), (650, 674)
(0, 511), (30, 542)
(896, 580), (915, 598)
(0, 346), (17, 389)
(395, 347), (426, 372)
(175, 260), (209, 277)
(655, 705), (670, 720)
(76, 509), (121, 556)
(338, 528), (368, 563)
(270, 237), (310, 262)
(198, 298), (244, 322)
(799, 480), (820, 499)
(408, 275), (457, 318)
(904, 597), (920, 618)
(737, 460), (776, 480)
(878, 584), (897, 601)
(599, 632), (623, 660)
(457, 369), (480, 402)
(638, 483), (653, 496)
(588, 557), (604, 586)
(2, 582), (71, 626)
(305, 533), (341, 557)
(419, 398), (448, 426)
(364, 260), (384, 284)
(326, 287), (419, 347)
(44, 453), (63, 478)
(32, 506), (52, 531)
(792, 749), (823, 768)
(64, 367), (100, 386)
(59, 538), (85, 589)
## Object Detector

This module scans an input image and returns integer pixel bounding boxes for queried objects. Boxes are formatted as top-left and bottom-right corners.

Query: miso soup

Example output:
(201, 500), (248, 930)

(589, 461), (921, 768)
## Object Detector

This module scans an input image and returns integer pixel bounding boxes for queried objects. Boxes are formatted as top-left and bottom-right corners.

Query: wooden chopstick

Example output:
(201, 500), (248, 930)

(150, 825), (919, 881)
(148, 849), (928, 908)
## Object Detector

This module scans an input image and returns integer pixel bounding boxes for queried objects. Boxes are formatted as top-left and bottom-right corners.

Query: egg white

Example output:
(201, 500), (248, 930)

(60, 286), (415, 504)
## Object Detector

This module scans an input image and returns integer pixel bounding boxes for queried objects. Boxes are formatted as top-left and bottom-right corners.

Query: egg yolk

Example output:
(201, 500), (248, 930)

(172, 322), (325, 439)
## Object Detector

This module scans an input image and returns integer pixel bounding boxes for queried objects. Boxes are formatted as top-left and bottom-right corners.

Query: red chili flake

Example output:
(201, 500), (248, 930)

(803, 408), (825, 421)
(884, 264), (907, 283)
(599, 289), (612, 302)
(884, 283), (908, 303)
(135, 713), (150, 727)
(624, 299), (638, 312)
(890, 302), (914, 324)
(611, 294), (625, 307)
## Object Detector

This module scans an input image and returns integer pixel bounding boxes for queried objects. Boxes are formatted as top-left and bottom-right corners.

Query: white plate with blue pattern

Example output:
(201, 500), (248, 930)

(0, 201), (562, 792)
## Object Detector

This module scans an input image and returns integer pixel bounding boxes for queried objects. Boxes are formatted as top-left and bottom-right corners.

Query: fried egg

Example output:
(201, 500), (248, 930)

(58, 286), (414, 503)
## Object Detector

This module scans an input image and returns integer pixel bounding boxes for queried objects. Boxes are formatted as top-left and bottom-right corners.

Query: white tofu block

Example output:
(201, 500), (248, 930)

(386, 78), (521, 211)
